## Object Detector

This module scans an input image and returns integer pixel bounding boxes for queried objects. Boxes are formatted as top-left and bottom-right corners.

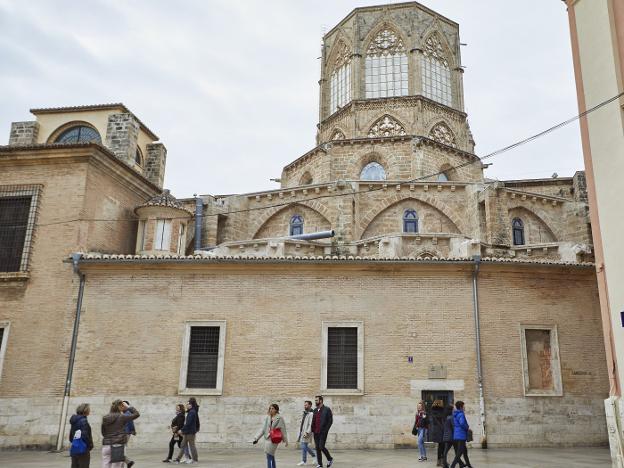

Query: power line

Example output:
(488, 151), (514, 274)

(3, 90), (622, 229)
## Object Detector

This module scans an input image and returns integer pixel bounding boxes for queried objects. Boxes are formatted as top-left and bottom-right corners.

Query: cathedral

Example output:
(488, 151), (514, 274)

(0, 2), (609, 450)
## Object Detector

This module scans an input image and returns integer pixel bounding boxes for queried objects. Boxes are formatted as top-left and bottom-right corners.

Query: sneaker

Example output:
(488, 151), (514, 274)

(297, 463), (307, 466)
(128, 462), (135, 468)
(163, 460), (172, 463)
(327, 460), (333, 467)
(172, 461), (180, 465)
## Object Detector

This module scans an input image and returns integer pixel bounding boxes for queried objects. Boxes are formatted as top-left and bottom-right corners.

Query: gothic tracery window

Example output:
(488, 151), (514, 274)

(360, 162), (386, 181)
(367, 115), (406, 138)
(365, 28), (408, 98)
(429, 122), (457, 147)
(290, 215), (304, 236)
(421, 33), (452, 107)
(512, 218), (525, 246)
(330, 42), (352, 114)
(403, 209), (419, 233)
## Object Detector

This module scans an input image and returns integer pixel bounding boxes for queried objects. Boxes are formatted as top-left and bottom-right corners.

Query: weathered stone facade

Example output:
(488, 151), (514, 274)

(0, 1), (608, 452)
(8, 121), (39, 146)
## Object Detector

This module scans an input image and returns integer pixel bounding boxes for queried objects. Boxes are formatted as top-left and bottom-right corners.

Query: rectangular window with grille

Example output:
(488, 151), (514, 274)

(0, 323), (9, 381)
(0, 186), (40, 273)
(186, 326), (220, 388)
(179, 321), (226, 395)
(327, 327), (358, 389)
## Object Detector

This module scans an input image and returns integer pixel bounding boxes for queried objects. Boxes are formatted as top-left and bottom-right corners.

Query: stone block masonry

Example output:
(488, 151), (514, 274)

(105, 113), (140, 166)
(145, 143), (167, 188)
(8, 121), (39, 146)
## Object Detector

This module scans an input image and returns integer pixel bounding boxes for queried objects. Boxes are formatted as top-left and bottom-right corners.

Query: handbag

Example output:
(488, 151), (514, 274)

(411, 421), (418, 436)
(269, 427), (283, 444)
(110, 444), (125, 463)
(466, 429), (473, 442)
(69, 430), (87, 456)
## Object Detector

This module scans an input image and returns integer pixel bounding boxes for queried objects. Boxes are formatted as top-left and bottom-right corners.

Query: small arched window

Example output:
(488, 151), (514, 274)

(54, 125), (101, 144)
(360, 162), (386, 181)
(403, 209), (419, 233)
(135, 147), (144, 166)
(290, 215), (304, 236)
(512, 218), (525, 246)
(437, 172), (449, 182)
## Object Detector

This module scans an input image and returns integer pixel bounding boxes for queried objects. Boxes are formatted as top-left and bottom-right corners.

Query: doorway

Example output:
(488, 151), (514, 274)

(421, 390), (454, 442)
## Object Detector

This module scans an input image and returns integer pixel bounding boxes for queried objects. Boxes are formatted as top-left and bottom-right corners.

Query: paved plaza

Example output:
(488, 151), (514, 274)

(0, 447), (611, 467)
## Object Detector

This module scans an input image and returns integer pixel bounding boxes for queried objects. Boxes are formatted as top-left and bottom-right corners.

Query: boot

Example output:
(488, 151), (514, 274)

(437, 459), (442, 466)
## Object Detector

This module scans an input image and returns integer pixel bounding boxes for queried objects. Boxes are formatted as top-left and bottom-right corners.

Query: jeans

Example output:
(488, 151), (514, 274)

(451, 440), (468, 468)
(313, 432), (332, 467)
(266, 452), (276, 468)
(301, 441), (315, 462)
(417, 428), (427, 458)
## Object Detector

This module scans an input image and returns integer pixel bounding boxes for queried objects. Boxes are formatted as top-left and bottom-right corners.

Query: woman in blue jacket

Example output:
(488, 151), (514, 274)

(69, 403), (93, 468)
(450, 401), (472, 468)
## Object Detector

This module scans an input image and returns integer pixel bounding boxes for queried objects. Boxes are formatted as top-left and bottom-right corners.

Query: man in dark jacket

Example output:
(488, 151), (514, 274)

(173, 400), (199, 464)
(69, 403), (93, 468)
(450, 401), (471, 468)
(312, 395), (333, 468)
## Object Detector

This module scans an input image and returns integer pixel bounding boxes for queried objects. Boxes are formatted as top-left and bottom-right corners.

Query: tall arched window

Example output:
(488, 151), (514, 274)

(365, 28), (408, 98)
(421, 33), (452, 107)
(512, 218), (525, 246)
(403, 209), (419, 233)
(330, 42), (352, 114)
(360, 162), (386, 181)
(54, 125), (101, 144)
(290, 215), (304, 236)
(135, 147), (144, 166)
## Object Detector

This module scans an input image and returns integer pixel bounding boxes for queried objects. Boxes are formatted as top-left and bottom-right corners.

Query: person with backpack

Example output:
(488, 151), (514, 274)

(429, 400), (446, 466)
(173, 400), (199, 464)
(415, 401), (430, 461)
(253, 403), (289, 468)
(69, 403), (93, 468)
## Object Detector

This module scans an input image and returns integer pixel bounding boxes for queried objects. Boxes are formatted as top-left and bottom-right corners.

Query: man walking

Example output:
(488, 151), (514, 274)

(297, 400), (316, 466)
(312, 395), (333, 468)
(173, 400), (199, 464)
(122, 400), (136, 467)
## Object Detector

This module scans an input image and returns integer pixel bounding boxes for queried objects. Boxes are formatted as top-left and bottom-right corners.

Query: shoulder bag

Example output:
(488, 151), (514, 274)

(110, 444), (125, 463)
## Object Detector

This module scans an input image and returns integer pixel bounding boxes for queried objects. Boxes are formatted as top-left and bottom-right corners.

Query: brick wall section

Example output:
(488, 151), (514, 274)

(8, 121), (40, 146)
(20, 261), (601, 449)
(145, 142), (167, 188)
(105, 113), (140, 166)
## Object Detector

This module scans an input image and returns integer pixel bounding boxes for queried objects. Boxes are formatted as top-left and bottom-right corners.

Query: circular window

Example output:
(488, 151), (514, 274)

(54, 125), (101, 144)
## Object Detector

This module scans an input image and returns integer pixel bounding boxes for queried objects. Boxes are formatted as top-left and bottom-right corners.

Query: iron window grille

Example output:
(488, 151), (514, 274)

(403, 209), (419, 233)
(327, 327), (358, 389)
(290, 215), (304, 236)
(186, 326), (220, 389)
(0, 185), (42, 273)
(512, 218), (525, 246)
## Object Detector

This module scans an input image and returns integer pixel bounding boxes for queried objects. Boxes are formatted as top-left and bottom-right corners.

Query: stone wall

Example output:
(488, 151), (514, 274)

(145, 143), (167, 189)
(8, 121), (39, 146)
(105, 113), (140, 166)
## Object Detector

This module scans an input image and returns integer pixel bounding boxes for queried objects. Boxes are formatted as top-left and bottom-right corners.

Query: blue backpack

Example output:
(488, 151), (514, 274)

(70, 429), (87, 456)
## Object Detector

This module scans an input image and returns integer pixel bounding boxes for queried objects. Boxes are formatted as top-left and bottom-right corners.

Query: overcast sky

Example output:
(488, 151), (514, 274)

(0, 0), (591, 198)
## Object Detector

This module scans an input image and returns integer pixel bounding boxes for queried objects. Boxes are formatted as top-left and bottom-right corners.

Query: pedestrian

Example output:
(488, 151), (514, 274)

(415, 401), (429, 462)
(123, 400), (137, 467)
(188, 397), (201, 434)
(296, 400), (316, 466)
(101, 399), (140, 468)
(311, 395), (333, 468)
(172, 399), (199, 464)
(163, 403), (186, 463)
(450, 401), (472, 468)
(442, 404), (456, 468)
(69, 403), (93, 468)
(253, 403), (289, 468)
(429, 399), (446, 466)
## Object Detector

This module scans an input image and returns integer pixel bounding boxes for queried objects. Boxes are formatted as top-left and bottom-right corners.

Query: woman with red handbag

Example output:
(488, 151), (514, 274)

(253, 403), (289, 468)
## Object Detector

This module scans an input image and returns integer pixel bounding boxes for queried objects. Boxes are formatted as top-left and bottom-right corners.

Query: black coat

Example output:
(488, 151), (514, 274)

(312, 405), (333, 434)
(69, 414), (93, 451)
(442, 412), (454, 442)
(429, 407), (445, 443)
(171, 413), (185, 434)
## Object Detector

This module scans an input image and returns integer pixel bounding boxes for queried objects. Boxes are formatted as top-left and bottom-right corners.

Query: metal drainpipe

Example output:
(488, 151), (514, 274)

(472, 254), (488, 449)
(194, 195), (204, 251)
(55, 253), (86, 451)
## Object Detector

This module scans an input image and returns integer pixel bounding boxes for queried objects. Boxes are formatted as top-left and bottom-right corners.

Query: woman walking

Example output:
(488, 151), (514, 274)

(69, 403), (93, 468)
(253, 403), (289, 468)
(163, 403), (186, 463)
(429, 400), (446, 466)
(450, 401), (471, 468)
(415, 401), (429, 462)
(442, 404), (455, 468)
(101, 399), (140, 468)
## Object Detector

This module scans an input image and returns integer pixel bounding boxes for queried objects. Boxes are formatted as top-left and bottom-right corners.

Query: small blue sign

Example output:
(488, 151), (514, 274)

(408, 356), (413, 363)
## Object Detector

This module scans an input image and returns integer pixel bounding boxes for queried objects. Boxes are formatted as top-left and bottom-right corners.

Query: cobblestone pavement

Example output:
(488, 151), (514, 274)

(0, 447), (611, 467)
